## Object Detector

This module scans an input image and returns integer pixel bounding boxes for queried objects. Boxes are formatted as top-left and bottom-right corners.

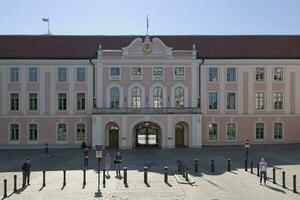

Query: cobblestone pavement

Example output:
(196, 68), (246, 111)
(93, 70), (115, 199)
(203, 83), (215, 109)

(0, 144), (300, 199)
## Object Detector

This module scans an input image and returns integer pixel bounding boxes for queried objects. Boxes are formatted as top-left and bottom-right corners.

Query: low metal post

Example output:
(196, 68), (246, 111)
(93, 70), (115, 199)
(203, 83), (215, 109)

(211, 160), (214, 173)
(179, 161), (183, 173)
(227, 159), (231, 172)
(257, 163), (260, 177)
(182, 164), (186, 177)
(185, 169), (188, 182)
(43, 171), (46, 187)
(195, 159), (199, 173)
(245, 159), (248, 171)
(63, 170), (66, 186)
(177, 160), (181, 173)
(282, 171), (286, 188)
(14, 175), (17, 192)
(144, 167), (148, 184)
(103, 169), (105, 188)
(273, 168), (276, 184)
(3, 179), (7, 198)
(293, 175), (297, 193)
(124, 167), (127, 185)
(164, 167), (168, 183)
(83, 169), (86, 186)
(250, 161), (253, 174)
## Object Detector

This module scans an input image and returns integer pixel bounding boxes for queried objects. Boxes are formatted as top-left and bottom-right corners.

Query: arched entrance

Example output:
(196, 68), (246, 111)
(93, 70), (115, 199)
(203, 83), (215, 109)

(175, 122), (189, 147)
(134, 121), (160, 148)
(108, 123), (119, 149)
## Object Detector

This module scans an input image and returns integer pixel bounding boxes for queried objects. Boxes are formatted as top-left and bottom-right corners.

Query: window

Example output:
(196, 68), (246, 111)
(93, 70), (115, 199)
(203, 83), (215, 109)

(132, 87), (141, 108)
(10, 124), (19, 141)
(226, 92), (236, 110)
(110, 87), (120, 108)
(175, 87), (184, 108)
(273, 92), (283, 110)
(110, 67), (120, 76)
(273, 67), (283, 81)
(153, 87), (163, 108)
(76, 93), (86, 110)
(175, 67), (184, 77)
(153, 67), (163, 77)
(10, 68), (19, 82)
(226, 67), (236, 82)
(28, 67), (38, 82)
(58, 68), (67, 82)
(76, 123), (86, 141)
(226, 123), (236, 140)
(255, 67), (265, 81)
(255, 92), (265, 110)
(58, 93), (67, 111)
(57, 123), (67, 141)
(208, 68), (218, 82)
(131, 67), (142, 76)
(10, 93), (19, 111)
(208, 123), (218, 140)
(256, 123), (264, 139)
(76, 68), (86, 82)
(29, 124), (38, 141)
(274, 123), (283, 140)
(28, 93), (38, 111)
(208, 92), (218, 110)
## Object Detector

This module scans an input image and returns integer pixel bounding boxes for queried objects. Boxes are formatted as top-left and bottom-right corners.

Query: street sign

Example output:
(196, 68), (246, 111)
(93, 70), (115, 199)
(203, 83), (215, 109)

(95, 145), (103, 158)
(245, 139), (250, 149)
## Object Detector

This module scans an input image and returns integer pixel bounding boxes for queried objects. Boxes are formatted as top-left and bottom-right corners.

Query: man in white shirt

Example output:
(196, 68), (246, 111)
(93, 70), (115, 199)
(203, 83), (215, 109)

(259, 158), (268, 185)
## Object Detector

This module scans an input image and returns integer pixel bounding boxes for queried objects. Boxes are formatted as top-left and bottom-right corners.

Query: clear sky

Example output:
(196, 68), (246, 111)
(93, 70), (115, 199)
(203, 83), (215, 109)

(0, 0), (300, 35)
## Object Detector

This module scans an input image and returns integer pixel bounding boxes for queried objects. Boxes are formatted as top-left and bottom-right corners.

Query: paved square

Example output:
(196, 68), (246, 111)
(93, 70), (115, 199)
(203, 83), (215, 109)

(1, 144), (300, 199)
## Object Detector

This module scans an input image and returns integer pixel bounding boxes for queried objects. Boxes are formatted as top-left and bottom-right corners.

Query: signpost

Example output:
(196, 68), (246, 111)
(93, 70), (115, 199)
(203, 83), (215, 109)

(95, 145), (103, 195)
(245, 139), (250, 161)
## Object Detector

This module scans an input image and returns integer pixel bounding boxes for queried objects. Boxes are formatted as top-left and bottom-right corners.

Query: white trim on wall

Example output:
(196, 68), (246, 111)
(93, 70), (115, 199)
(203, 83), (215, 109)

(149, 83), (167, 107)
(170, 82), (188, 107)
(127, 82), (145, 108)
(106, 83), (124, 108)
(27, 122), (39, 144)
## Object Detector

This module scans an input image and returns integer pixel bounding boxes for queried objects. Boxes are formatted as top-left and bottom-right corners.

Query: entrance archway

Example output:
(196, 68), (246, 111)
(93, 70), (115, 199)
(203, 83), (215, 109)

(175, 122), (189, 147)
(134, 121), (160, 148)
(108, 123), (119, 149)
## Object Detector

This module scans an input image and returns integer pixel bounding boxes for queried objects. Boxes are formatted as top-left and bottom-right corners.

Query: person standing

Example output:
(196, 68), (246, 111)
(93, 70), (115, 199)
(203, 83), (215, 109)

(83, 147), (89, 169)
(105, 153), (111, 175)
(114, 152), (123, 177)
(259, 158), (268, 185)
(22, 158), (31, 187)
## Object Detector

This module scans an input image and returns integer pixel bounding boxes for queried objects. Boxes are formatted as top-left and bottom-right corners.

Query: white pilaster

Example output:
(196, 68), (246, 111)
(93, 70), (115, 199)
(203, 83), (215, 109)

(21, 67), (26, 114)
(285, 68), (291, 114)
(92, 115), (103, 148)
(68, 67), (75, 115)
(248, 67), (254, 114)
(50, 67), (56, 114)
(201, 66), (207, 113)
(2, 68), (7, 115)
(167, 115), (173, 148)
(238, 66), (243, 114)
(39, 67), (45, 114)
(219, 66), (225, 114)
(266, 67), (272, 112)
(96, 63), (103, 108)
(121, 115), (127, 148)
(87, 66), (93, 112)
(192, 114), (202, 148)
(191, 63), (198, 107)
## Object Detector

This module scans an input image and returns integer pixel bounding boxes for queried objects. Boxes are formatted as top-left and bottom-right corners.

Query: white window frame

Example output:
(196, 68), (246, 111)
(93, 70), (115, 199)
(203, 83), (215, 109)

(130, 67), (143, 80)
(174, 67), (185, 80)
(57, 67), (68, 82)
(254, 122), (265, 141)
(109, 66), (121, 80)
(255, 67), (265, 82)
(56, 92), (68, 112)
(226, 67), (237, 83)
(27, 67), (39, 83)
(9, 67), (20, 82)
(27, 122), (39, 143)
(27, 92), (39, 112)
(75, 122), (87, 143)
(226, 91), (237, 111)
(75, 92), (86, 111)
(76, 67), (86, 82)
(273, 91), (284, 111)
(226, 122), (237, 141)
(56, 122), (68, 143)
(255, 92), (266, 111)
(152, 66), (164, 80)
(273, 121), (284, 141)
(8, 122), (20, 144)
(9, 92), (20, 112)
(273, 67), (284, 82)
(208, 122), (219, 141)
(208, 91), (219, 110)
(208, 67), (219, 83)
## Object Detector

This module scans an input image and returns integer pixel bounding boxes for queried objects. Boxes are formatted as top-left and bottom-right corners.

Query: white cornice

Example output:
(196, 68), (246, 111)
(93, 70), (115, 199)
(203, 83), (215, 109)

(204, 59), (300, 65)
(0, 59), (91, 65)
(92, 59), (200, 65)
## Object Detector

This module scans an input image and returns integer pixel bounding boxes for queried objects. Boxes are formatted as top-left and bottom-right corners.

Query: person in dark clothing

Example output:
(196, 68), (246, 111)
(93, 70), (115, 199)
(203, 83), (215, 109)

(22, 158), (31, 187)
(114, 152), (123, 177)
(81, 141), (87, 150)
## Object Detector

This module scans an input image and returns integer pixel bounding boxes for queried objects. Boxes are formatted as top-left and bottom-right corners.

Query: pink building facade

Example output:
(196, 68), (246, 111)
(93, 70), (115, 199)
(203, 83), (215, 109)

(0, 35), (300, 148)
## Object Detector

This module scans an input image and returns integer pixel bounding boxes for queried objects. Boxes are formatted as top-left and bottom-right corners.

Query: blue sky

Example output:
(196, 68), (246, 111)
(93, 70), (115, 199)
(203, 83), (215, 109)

(0, 0), (299, 35)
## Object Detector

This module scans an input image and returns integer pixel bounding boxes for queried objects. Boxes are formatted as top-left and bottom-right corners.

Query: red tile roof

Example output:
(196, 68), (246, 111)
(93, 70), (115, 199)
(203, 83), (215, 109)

(0, 35), (300, 59)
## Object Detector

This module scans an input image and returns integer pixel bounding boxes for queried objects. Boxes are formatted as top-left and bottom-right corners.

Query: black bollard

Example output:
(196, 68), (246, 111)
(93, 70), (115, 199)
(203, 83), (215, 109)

(257, 163), (260, 177)
(227, 159), (231, 172)
(63, 170), (66, 186)
(83, 169), (86, 186)
(273, 168), (276, 184)
(144, 167), (148, 184)
(179, 161), (183, 174)
(14, 175), (17, 192)
(43, 171), (46, 187)
(282, 171), (286, 188)
(195, 159), (199, 173)
(3, 179), (7, 198)
(185, 168), (189, 182)
(250, 161), (253, 174)
(293, 175), (297, 193)
(182, 164), (186, 177)
(211, 160), (214, 172)
(164, 167), (168, 183)
(124, 167), (127, 185)
(103, 169), (105, 188)
(177, 160), (181, 173)
(245, 159), (248, 171)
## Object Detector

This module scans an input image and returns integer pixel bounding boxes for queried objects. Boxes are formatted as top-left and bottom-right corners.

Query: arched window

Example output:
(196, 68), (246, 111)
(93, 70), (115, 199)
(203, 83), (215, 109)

(132, 87), (141, 108)
(175, 87), (184, 107)
(110, 87), (120, 108)
(153, 87), (163, 108)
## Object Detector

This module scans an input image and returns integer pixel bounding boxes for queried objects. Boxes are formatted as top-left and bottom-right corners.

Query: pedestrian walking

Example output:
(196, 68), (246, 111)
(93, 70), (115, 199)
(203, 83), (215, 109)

(42, 143), (49, 156)
(83, 147), (89, 169)
(114, 152), (123, 177)
(81, 141), (86, 150)
(105, 153), (111, 175)
(259, 158), (268, 185)
(21, 158), (31, 187)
